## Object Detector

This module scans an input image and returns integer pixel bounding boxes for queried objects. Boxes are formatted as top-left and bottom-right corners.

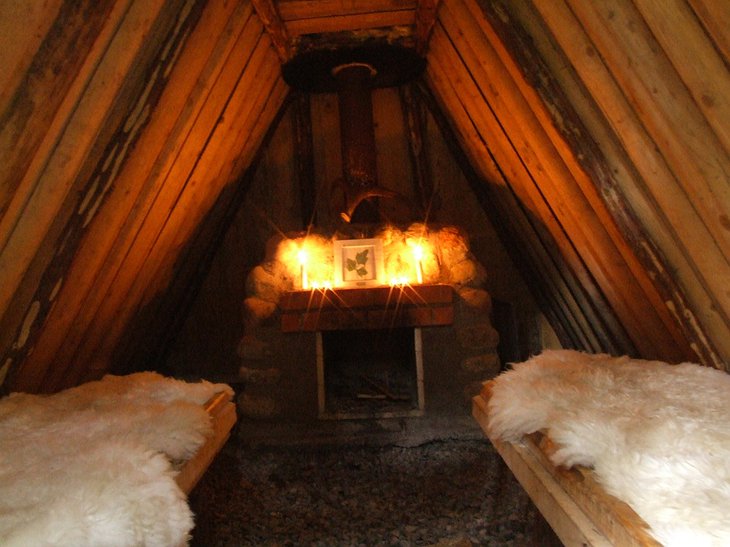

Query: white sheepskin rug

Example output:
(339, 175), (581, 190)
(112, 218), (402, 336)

(487, 349), (730, 547)
(0, 372), (233, 547)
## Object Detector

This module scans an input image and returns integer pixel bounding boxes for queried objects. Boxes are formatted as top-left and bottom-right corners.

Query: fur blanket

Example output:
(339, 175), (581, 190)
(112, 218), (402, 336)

(0, 372), (233, 547)
(487, 350), (730, 546)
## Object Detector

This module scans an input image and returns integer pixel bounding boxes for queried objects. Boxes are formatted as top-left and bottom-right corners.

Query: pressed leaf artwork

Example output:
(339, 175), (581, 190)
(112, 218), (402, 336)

(334, 239), (382, 285)
(346, 249), (370, 278)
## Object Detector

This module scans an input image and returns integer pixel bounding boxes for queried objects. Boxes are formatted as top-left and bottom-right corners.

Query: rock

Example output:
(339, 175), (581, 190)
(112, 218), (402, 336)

(238, 365), (281, 385)
(236, 392), (278, 418)
(461, 354), (501, 376)
(242, 297), (277, 327)
(246, 263), (288, 303)
(456, 287), (492, 313)
(457, 324), (500, 350)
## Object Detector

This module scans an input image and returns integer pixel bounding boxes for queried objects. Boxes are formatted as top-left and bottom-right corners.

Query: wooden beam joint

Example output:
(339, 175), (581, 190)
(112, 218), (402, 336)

(251, 0), (292, 62)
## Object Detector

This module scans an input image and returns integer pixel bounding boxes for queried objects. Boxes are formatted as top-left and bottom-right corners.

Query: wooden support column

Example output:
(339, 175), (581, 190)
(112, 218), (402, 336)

(251, 0), (292, 62)
(333, 62), (381, 223)
(399, 83), (435, 219)
(415, 0), (442, 55)
(293, 92), (317, 228)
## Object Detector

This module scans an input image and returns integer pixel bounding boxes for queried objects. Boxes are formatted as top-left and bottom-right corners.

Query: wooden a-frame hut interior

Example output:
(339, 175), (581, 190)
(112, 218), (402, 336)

(1, 0), (728, 545)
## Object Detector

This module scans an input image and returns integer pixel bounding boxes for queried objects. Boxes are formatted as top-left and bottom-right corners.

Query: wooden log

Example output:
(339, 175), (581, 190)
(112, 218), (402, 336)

(444, 0), (692, 361)
(293, 92), (317, 228)
(429, 17), (636, 355)
(426, 32), (609, 353)
(399, 83), (435, 217)
(416, 78), (597, 351)
(64, 54), (288, 389)
(251, 0), (292, 61)
(55, 47), (284, 388)
(467, 0), (696, 362)
(277, 0), (417, 21)
(109, 93), (293, 378)
(415, 0), (441, 54)
(632, 0), (730, 154)
(1, 0), (188, 392)
(531, 0), (730, 366)
(10, 0), (255, 393)
(564, 0), (730, 264)
(0, 0), (132, 318)
(687, 0), (730, 63)
(0, 0), (64, 114)
(478, 0), (702, 364)
(0, 0), (117, 225)
(506, 0), (723, 366)
(284, 10), (415, 36)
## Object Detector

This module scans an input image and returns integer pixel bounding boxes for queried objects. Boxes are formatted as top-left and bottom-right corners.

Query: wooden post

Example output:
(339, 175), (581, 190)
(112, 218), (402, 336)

(399, 83), (435, 219)
(251, 0), (292, 61)
(415, 0), (442, 55)
(293, 92), (317, 228)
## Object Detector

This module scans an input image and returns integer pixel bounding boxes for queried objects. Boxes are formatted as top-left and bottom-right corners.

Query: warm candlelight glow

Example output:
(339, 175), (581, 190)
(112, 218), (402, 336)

(412, 244), (424, 284)
(272, 224), (473, 293)
(298, 248), (308, 289)
(389, 276), (409, 287)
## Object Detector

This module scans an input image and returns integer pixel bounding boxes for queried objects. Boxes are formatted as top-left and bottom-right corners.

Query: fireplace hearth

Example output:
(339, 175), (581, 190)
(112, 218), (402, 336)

(318, 327), (424, 419)
(235, 223), (499, 443)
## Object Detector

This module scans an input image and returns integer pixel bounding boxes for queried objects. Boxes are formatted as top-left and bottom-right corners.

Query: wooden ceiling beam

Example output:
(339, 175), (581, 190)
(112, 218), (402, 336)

(284, 10), (414, 36)
(415, 0), (441, 55)
(251, 0), (292, 62)
(277, 0), (417, 21)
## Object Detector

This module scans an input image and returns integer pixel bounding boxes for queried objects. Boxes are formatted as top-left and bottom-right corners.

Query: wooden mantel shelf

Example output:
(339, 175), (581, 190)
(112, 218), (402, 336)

(279, 284), (454, 332)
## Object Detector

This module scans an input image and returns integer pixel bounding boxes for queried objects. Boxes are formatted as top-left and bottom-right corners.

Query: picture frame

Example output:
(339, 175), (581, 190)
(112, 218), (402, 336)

(333, 238), (385, 287)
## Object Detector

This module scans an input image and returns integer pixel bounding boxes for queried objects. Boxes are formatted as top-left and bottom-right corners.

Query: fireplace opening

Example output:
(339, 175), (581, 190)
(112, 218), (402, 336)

(317, 327), (425, 419)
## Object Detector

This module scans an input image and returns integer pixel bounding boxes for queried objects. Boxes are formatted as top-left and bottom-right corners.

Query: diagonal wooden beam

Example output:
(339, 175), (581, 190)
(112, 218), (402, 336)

(415, 0), (441, 55)
(251, 0), (292, 62)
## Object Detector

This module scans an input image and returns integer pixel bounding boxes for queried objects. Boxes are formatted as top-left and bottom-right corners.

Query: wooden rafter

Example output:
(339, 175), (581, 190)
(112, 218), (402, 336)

(415, 0), (441, 55)
(251, 0), (292, 62)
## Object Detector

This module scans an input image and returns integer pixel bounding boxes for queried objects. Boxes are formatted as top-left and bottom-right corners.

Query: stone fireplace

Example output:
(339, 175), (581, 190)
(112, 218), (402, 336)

(236, 224), (501, 442)
(318, 326), (423, 419)
(159, 38), (548, 444)
(281, 283), (453, 420)
(233, 45), (504, 442)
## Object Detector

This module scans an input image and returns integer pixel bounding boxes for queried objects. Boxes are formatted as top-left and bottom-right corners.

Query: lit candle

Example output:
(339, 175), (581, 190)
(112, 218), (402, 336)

(298, 249), (308, 289)
(412, 244), (424, 284)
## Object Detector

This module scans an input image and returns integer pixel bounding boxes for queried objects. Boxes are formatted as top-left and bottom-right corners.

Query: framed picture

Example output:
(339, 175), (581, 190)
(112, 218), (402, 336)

(333, 238), (384, 287)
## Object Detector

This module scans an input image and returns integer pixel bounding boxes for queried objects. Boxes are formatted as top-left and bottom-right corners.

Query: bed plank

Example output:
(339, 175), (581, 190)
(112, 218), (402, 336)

(473, 381), (660, 547)
(176, 391), (237, 494)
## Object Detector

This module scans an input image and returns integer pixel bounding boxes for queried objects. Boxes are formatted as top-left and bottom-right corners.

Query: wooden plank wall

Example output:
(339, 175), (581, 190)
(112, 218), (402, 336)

(2, 0), (727, 394)
(426, 0), (707, 366)
(276, 0), (417, 37)
(504, 0), (730, 369)
(0, 0), (288, 393)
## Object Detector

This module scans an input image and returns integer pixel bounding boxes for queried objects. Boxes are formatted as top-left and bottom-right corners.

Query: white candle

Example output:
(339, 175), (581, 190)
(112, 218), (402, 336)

(298, 249), (308, 289)
(412, 244), (424, 284)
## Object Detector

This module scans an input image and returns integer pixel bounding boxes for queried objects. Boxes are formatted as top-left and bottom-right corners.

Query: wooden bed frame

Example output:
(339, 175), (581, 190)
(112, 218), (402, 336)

(472, 381), (661, 547)
(175, 390), (237, 494)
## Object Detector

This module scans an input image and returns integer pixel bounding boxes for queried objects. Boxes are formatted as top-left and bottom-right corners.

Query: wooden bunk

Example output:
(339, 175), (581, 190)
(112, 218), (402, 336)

(0, 374), (238, 545)
(472, 381), (661, 547)
(176, 390), (237, 494)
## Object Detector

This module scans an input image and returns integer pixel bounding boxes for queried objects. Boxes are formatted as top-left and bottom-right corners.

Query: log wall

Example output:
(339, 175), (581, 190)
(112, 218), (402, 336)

(0, 0), (287, 392)
(426, 0), (727, 368)
(1, 0), (727, 393)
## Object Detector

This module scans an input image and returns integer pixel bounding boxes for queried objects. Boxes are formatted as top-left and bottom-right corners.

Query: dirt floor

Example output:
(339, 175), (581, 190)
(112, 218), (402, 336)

(188, 436), (559, 546)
